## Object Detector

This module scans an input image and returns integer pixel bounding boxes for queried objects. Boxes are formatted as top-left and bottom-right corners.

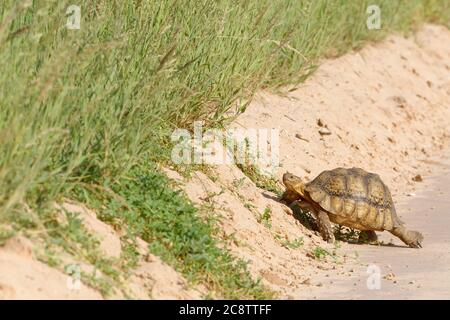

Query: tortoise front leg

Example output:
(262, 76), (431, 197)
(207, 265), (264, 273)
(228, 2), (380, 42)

(296, 202), (335, 243)
(281, 190), (301, 205)
(315, 210), (335, 244)
(289, 200), (317, 231)
(295, 200), (314, 212)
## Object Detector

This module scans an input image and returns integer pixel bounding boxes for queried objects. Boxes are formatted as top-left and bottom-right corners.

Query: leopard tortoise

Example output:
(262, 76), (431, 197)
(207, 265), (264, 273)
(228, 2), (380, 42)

(281, 167), (423, 248)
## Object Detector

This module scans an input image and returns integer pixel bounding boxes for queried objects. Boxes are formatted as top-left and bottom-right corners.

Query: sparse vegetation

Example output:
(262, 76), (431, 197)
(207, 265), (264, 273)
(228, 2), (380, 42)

(311, 243), (341, 261)
(34, 206), (129, 297)
(258, 206), (273, 229)
(72, 165), (273, 299)
(282, 237), (305, 249)
(313, 246), (332, 260)
(232, 178), (247, 189)
(0, 225), (15, 246)
(237, 163), (284, 196)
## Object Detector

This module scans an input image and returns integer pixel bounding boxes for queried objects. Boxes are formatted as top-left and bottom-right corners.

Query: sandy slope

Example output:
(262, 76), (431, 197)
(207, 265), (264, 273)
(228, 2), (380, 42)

(167, 24), (450, 298)
(1, 24), (449, 299)
(0, 202), (203, 300)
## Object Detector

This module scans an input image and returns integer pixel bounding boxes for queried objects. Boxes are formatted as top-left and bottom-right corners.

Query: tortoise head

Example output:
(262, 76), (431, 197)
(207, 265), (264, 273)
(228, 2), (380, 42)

(282, 172), (306, 197)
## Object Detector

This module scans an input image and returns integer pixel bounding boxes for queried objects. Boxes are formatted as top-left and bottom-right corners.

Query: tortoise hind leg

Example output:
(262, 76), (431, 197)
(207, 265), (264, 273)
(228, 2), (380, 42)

(358, 230), (378, 245)
(315, 210), (335, 244)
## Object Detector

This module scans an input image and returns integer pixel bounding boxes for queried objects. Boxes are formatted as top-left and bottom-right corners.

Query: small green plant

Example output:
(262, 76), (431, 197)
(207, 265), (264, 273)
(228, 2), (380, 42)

(282, 237), (304, 249)
(36, 246), (62, 268)
(311, 243), (341, 262)
(81, 271), (116, 298)
(232, 177), (246, 189)
(258, 206), (272, 229)
(244, 202), (256, 210)
(313, 246), (331, 260)
(201, 189), (225, 203)
(334, 240), (341, 250)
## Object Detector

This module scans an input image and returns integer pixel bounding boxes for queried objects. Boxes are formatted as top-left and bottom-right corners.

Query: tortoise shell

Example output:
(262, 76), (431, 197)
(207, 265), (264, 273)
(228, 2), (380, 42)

(305, 167), (403, 231)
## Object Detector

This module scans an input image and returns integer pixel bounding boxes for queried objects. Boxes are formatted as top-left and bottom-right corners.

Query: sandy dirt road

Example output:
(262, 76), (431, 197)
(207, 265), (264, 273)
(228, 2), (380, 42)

(303, 152), (450, 299)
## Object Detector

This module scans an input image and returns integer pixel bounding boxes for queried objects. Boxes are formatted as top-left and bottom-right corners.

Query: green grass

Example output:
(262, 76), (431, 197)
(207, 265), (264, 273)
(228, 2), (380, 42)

(312, 246), (332, 260)
(311, 243), (341, 261)
(258, 206), (273, 229)
(0, 0), (449, 298)
(72, 164), (272, 299)
(237, 162), (284, 195)
(282, 237), (305, 249)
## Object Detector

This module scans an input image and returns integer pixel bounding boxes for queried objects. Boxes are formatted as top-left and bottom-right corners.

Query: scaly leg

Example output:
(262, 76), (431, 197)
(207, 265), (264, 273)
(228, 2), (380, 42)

(390, 226), (423, 248)
(281, 190), (301, 205)
(315, 210), (335, 244)
(295, 200), (315, 212)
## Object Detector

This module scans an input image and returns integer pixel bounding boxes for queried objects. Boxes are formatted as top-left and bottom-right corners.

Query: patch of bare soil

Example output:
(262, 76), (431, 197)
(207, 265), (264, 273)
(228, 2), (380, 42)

(0, 236), (101, 299)
(166, 24), (450, 298)
(0, 202), (203, 300)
